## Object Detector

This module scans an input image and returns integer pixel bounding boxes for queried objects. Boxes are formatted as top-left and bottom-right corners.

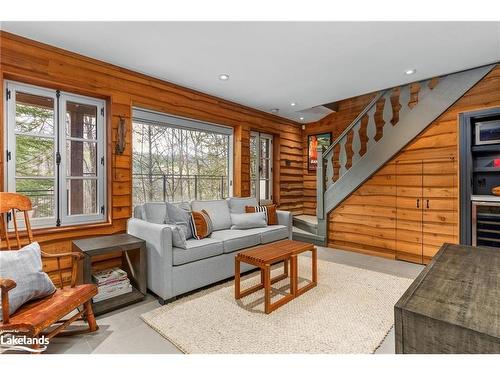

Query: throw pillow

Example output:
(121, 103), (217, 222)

(190, 210), (213, 240)
(165, 202), (193, 239)
(245, 204), (278, 225)
(0, 242), (56, 319)
(165, 224), (187, 249)
(140, 202), (168, 224)
(230, 212), (267, 230)
(227, 197), (259, 214)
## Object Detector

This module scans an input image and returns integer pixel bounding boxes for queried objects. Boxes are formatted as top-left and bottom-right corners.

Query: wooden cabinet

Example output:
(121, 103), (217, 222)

(396, 158), (457, 264)
(395, 244), (500, 353)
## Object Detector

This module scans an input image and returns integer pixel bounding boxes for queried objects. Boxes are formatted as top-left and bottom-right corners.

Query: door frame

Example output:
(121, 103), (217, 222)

(459, 107), (500, 245)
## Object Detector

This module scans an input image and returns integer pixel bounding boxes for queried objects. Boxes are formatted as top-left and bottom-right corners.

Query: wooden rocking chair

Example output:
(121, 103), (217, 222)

(0, 192), (98, 353)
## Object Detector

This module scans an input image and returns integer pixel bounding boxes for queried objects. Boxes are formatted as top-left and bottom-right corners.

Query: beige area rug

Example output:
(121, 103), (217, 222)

(141, 257), (413, 353)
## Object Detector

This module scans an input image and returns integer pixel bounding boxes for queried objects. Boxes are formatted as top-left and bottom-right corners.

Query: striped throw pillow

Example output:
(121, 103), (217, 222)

(190, 209), (214, 240)
(245, 204), (278, 225)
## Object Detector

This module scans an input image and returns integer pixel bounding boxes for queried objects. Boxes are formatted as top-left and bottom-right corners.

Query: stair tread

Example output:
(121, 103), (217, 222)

(292, 226), (325, 239)
(293, 215), (318, 226)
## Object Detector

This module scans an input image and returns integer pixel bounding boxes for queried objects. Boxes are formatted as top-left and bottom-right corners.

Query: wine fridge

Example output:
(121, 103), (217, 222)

(472, 201), (500, 248)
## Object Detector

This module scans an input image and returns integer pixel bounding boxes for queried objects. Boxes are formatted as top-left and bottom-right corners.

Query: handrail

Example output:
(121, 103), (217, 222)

(322, 89), (388, 158)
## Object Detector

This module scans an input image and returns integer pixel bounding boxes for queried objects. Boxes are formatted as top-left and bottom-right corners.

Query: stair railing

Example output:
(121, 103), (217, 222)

(315, 65), (495, 239)
(316, 78), (437, 218)
(316, 90), (387, 219)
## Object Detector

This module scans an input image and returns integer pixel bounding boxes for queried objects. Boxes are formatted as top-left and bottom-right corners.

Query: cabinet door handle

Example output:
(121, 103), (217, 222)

(426, 199), (430, 209)
(416, 199), (420, 208)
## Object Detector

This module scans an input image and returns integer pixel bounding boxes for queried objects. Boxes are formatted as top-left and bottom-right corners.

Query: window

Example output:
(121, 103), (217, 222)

(250, 132), (273, 204)
(132, 108), (233, 206)
(4, 81), (106, 228)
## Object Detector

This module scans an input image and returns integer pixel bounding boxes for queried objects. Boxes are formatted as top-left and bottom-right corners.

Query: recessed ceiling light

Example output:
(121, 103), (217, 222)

(299, 117), (305, 121)
(405, 69), (417, 75)
(290, 102), (297, 107)
(219, 73), (230, 81)
(270, 108), (279, 113)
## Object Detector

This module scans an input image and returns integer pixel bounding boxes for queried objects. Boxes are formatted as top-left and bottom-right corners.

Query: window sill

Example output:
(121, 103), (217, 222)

(32, 220), (114, 237)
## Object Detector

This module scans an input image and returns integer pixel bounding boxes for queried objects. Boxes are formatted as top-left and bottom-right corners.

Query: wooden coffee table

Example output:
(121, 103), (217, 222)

(234, 239), (317, 314)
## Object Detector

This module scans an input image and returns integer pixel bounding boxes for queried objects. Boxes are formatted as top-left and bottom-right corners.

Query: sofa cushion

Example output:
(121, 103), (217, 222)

(230, 212), (267, 230)
(140, 202), (167, 224)
(165, 202), (193, 239)
(191, 200), (231, 231)
(227, 197), (258, 214)
(172, 238), (223, 266)
(244, 225), (289, 244)
(210, 229), (261, 253)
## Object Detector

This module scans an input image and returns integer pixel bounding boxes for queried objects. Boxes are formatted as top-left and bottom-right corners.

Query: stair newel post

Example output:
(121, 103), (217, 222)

(316, 146), (325, 220)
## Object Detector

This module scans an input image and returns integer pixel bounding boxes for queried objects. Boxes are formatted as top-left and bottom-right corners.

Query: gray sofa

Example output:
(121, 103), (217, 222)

(127, 197), (292, 304)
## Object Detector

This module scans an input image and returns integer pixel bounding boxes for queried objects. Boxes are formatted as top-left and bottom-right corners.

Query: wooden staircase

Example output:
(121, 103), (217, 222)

(292, 215), (326, 246)
(315, 65), (495, 238)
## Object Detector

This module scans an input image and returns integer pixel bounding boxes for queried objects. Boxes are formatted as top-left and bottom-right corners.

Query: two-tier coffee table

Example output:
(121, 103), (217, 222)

(234, 239), (317, 314)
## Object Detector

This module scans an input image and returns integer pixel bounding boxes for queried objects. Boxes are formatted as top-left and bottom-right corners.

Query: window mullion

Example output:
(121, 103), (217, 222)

(55, 90), (62, 227)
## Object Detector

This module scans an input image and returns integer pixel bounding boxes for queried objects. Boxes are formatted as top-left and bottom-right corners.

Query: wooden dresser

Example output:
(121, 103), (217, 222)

(395, 243), (500, 353)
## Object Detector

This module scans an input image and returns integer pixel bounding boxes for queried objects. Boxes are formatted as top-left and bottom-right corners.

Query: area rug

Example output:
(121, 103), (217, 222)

(141, 257), (413, 353)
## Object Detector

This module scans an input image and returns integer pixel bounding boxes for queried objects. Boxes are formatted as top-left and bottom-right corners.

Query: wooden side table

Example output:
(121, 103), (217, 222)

(72, 233), (147, 316)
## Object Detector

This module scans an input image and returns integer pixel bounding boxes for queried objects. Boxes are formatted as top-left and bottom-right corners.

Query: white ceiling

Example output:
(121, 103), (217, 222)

(2, 21), (500, 123)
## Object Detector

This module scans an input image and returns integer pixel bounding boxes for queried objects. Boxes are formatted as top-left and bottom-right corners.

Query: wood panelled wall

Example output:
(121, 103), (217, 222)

(0, 32), (303, 283)
(305, 65), (500, 262)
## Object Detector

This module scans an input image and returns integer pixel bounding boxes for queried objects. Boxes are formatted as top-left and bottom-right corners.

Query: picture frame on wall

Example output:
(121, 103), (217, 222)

(308, 133), (331, 172)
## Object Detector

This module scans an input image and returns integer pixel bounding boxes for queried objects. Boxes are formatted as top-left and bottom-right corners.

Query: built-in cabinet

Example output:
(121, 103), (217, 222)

(395, 158), (457, 264)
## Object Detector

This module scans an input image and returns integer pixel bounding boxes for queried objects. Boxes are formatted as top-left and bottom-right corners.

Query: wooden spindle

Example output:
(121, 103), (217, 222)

(351, 122), (362, 165)
(332, 144), (340, 183)
(366, 105), (377, 150)
(382, 91), (393, 131)
(339, 137), (347, 177)
(345, 129), (354, 170)
(358, 115), (368, 157)
(325, 150), (334, 188)
(398, 84), (411, 122)
(23, 211), (34, 244)
(1, 215), (11, 250)
(0, 214), (4, 250)
(12, 209), (21, 249)
(416, 79), (432, 102)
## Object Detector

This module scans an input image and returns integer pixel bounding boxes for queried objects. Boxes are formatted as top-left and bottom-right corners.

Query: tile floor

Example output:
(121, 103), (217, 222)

(45, 246), (424, 354)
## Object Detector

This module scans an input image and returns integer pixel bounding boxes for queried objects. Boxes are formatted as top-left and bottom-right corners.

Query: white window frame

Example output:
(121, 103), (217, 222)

(59, 92), (106, 225)
(250, 131), (273, 205)
(132, 107), (234, 198)
(4, 81), (106, 228)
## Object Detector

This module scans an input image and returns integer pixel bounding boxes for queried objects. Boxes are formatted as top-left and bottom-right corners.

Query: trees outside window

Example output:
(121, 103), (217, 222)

(132, 114), (232, 207)
(5, 81), (106, 228)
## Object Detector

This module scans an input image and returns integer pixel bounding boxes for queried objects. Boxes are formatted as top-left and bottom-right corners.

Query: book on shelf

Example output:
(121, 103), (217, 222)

(92, 267), (128, 286)
(92, 267), (132, 302)
(93, 284), (133, 303)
